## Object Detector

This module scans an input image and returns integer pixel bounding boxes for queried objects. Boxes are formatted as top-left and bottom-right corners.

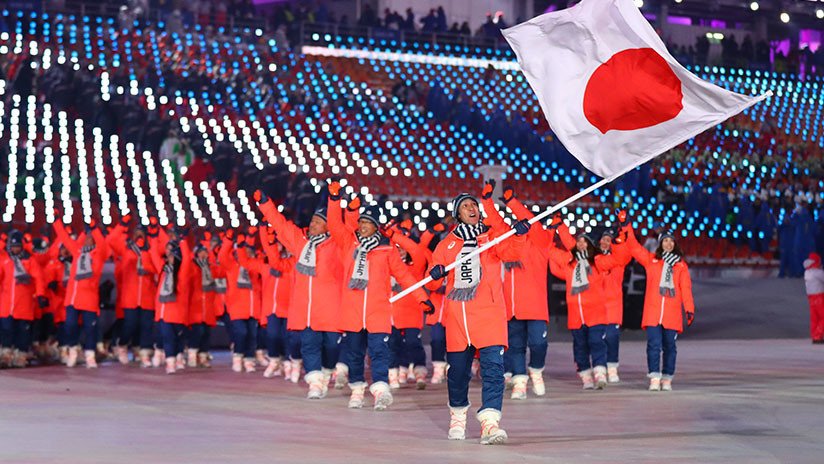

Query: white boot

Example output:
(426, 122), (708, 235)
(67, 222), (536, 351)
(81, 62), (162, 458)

(175, 353), (186, 371)
(255, 349), (269, 367)
(448, 406), (469, 440)
(388, 367), (400, 389)
(151, 348), (164, 368)
(0, 347), (12, 367)
(115, 346), (130, 365)
(431, 361), (447, 384)
(504, 372), (513, 390)
(661, 376), (673, 391)
(528, 367), (546, 396)
(59, 345), (69, 365)
(243, 357), (256, 373)
(593, 365), (607, 390)
(231, 354), (243, 373)
(12, 349), (28, 368)
(321, 368), (333, 397)
(197, 352), (211, 368)
(282, 359), (293, 380)
(306, 371), (326, 399)
(607, 363), (620, 383)
(471, 358), (480, 378)
(648, 373), (662, 391)
(139, 349), (153, 368)
(66, 346), (79, 367)
(263, 357), (282, 378)
(579, 369), (594, 390)
(398, 365), (409, 384)
(334, 362), (349, 390)
(165, 357), (176, 374)
(370, 381), (394, 411)
(289, 359), (302, 383)
(187, 349), (198, 368)
(348, 382), (366, 409)
(510, 375), (528, 400)
(84, 350), (98, 369)
(477, 408), (508, 445)
(413, 366), (428, 390)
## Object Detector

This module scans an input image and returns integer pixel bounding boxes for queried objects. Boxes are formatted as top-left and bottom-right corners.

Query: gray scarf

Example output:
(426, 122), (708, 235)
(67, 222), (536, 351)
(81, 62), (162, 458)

(196, 258), (215, 292)
(659, 252), (681, 297)
(296, 233), (330, 276)
(159, 264), (177, 303)
(11, 252), (32, 285)
(127, 240), (149, 276)
(570, 250), (591, 295)
(75, 245), (96, 280)
(237, 266), (253, 290)
(447, 223), (488, 302)
(348, 233), (382, 290)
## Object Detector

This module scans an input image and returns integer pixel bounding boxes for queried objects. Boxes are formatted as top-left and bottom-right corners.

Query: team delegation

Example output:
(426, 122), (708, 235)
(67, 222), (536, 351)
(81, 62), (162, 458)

(0, 180), (696, 444)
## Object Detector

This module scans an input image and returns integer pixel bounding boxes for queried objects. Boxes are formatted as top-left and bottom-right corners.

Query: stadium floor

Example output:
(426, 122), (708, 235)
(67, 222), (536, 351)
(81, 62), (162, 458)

(2, 339), (822, 463)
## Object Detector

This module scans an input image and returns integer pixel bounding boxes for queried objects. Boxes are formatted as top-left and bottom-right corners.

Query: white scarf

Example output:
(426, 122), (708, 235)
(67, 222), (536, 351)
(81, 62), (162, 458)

(128, 239), (149, 276)
(296, 233), (330, 276)
(75, 245), (95, 280)
(215, 277), (227, 294)
(348, 234), (382, 290)
(11, 252), (32, 285)
(159, 263), (177, 303)
(659, 252), (681, 297)
(447, 223), (488, 302)
(196, 258), (215, 292)
(570, 250), (591, 295)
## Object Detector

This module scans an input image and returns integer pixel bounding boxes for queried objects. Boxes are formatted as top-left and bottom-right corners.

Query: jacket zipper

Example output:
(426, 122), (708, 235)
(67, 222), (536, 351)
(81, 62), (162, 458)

(461, 302), (471, 346)
(578, 294), (585, 326)
(362, 286), (368, 329)
(307, 276), (313, 328)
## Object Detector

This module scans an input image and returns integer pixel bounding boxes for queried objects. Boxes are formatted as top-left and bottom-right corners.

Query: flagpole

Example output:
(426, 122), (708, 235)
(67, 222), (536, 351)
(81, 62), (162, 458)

(389, 157), (651, 303)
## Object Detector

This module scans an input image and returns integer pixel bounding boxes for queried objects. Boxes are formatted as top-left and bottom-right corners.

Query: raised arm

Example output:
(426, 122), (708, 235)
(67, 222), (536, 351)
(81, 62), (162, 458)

(236, 241), (267, 275)
(326, 183), (352, 248)
(255, 191), (306, 257)
(390, 229), (427, 271)
(218, 236), (238, 272)
(556, 221), (576, 251)
(506, 195), (552, 248)
(53, 219), (80, 256)
(343, 195), (360, 235)
(624, 225), (653, 268)
(388, 247), (429, 303)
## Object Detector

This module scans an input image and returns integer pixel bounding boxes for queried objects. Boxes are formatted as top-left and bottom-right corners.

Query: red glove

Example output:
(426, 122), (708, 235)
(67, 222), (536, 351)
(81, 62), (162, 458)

(135, 236), (146, 248)
(203, 231), (212, 242)
(253, 189), (268, 204)
(88, 218), (97, 229)
(617, 209), (628, 227)
(236, 233), (247, 245)
(481, 179), (495, 200)
(400, 219), (413, 231)
(225, 229), (236, 241)
(245, 235), (256, 248)
(347, 195), (361, 212)
(382, 225), (396, 239)
(499, 186), (515, 204)
(328, 179), (342, 201)
(120, 213), (132, 226)
(547, 212), (563, 229)
(248, 226), (258, 236)
(432, 223), (446, 233)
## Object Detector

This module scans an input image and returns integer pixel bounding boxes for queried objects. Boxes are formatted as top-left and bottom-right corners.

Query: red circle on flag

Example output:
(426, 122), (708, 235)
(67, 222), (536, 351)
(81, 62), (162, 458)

(583, 48), (683, 134)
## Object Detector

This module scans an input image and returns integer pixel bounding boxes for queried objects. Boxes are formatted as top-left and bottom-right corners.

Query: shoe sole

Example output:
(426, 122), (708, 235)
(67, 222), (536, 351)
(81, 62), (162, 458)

(480, 431), (508, 445)
(447, 432), (466, 441)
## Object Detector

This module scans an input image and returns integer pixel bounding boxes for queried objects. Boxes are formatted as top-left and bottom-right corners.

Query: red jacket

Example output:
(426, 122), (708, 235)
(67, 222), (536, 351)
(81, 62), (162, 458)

(390, 232), (430, 329)
(106, 225), (158, 311)
(327, 197), (427, 334)
(430, 222), (525, 352)
(626, 227), (695, 332)
(149, 237), (193, 325)
(256, 227), (295, 320)
(482, 197), (551, 322)
(0, 251), (46, 321)
(548, 240), (629, 330)
(188, 254), (220, 326)
(602, 258), (625, 325)
(259, 199), (343, 333)
(219, 239), (262, 321)
(53, 222), (109, 314)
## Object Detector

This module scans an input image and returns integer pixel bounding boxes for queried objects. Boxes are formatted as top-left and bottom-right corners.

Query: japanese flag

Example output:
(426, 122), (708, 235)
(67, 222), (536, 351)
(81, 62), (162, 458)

(502, 0), (771, 178)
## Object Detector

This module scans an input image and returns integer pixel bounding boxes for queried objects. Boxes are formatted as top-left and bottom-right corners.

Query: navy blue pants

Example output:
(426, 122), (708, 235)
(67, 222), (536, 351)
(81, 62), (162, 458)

(346, 330), (390, 384)
(187, 323), (212, 352)
(646, 325), (678, 377)
(119, 308), (155, 349)
(300, 328), (340, 373)
(447, 345), (505, 412)
(605, 324), (621, 364)
(1, 317), (32, 351)
(429, 323), (446, 362)
(266, 314), (288, 358)
(389, 327), (427, 368)
(229, 318), (258, 358)
(570, 324), (607, 372)
(159, 321), (185, 357)
(64, 306), (98, 350)
(504, 318), (548, 375)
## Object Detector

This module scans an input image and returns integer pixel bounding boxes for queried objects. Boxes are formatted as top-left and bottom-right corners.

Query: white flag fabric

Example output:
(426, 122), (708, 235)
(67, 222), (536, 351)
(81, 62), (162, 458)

(502, 0), (770, 178)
